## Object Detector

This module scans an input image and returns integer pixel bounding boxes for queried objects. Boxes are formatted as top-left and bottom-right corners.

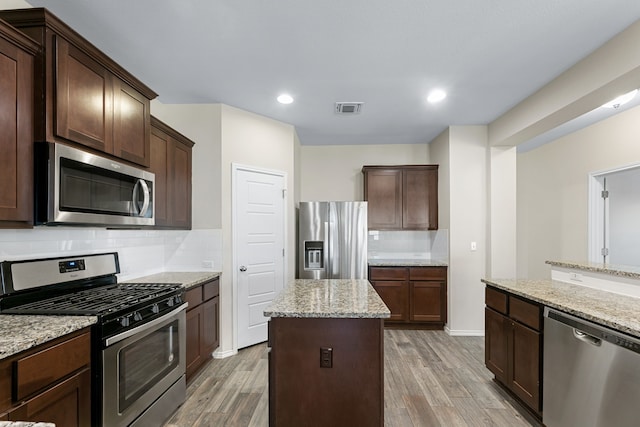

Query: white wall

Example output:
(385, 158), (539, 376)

(430, 126), (487, 335)
(219, 104), (297, 355)
(488, 147), (517, 278)
(300, 144), (429, 201)
(517, 104), (640, 279)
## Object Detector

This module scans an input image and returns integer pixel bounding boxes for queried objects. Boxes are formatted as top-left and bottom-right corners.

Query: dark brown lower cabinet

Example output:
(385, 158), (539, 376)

(269, 317), (384, 427)
(369, 266), (447, 328)
(485, 286), (542, 417)
(9, 368), (91, 426)
(0, 328), (92, 426)
(185, 278), (220, 382)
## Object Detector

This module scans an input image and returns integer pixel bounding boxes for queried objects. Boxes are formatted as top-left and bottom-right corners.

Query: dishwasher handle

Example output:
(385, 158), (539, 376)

(574, 328), (602, 347)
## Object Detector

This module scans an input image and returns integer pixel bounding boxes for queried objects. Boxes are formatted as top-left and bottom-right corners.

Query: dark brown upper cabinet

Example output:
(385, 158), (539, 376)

(0, 18), (39, 228)
(0, 8), (157, 167)
(150, 116), (194, 229)
(362, 165), (438, 230)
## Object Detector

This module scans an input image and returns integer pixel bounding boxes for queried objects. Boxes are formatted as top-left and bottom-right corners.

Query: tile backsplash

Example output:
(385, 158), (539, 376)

(0, 228), (223, 281)
(367, 229), (449, 261)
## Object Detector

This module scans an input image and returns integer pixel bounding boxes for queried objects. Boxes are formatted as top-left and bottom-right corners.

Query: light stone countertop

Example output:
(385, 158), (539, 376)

(123, 271), (221, 290)
(368, 259), (448, 267)
(0, 423), (55, 427)
(546, 260), (640, 280)
(0, 315), (96, 360)
(264, 279), (391, 319)
(0, 272), (219, 361)
(482, 278), (640, 338)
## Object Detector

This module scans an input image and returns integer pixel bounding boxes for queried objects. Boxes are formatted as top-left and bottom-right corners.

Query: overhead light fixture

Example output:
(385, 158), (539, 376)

(427, 89), (447, 104)
(277, 94), (294, 104)
(601, 89), (638, 109)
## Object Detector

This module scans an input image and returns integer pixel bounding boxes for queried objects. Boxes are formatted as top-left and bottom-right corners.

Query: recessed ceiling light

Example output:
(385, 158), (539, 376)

(277, 94), (294, 104)
(427, 89), (447, 104)
(601, 89), (638, 109)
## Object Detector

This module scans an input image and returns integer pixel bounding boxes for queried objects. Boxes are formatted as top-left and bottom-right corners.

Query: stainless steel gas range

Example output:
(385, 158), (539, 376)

(0, 252), (187, 427)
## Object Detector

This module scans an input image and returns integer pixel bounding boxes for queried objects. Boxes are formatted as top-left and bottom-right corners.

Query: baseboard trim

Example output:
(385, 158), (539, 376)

(445, 326), (485, 337)
(212, 348), (237, 359)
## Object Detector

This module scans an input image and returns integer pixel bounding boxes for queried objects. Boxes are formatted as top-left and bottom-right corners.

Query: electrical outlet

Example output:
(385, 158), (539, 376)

(569, 272), (583, 282)
(202, 260), (214, 269)
(320, 347), (333, 368)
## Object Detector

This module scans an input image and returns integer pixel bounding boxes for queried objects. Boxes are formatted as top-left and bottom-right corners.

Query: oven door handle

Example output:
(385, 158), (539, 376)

(105, 303), (188, 347)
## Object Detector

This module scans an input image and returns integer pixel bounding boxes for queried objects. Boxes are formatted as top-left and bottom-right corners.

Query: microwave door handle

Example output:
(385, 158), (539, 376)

(132, 179), (150, 216)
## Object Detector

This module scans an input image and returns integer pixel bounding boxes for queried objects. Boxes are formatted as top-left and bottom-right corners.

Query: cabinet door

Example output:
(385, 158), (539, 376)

(170, 139), (192, 229)
(509, 321), (541, 413)
(410, 281), (446, 323)
(186, 306), (203, 381)
(55, 36), (113, 153)
(202, 296), (219, 355)
(0, 36), (33, 225)
(9, 368), (91, 427)
(363, 168), (402, 230)
(485, 307), (508, 384)
(150, 126), (169, 226)
(113, 79), (150, 167)
(371, 281), (408, 322)
(403, 167), (438, 230)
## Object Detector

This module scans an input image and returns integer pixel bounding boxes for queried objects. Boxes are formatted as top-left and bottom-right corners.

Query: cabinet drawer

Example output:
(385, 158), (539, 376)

(485, 287), (507, 315)
(509, 296), (541, 331)
(14, 331), (90, 401)
(203, 278), (219, 301)
(185, 286), (203, 308)
(369, 267), (408, 281)
(409, 267), (447, 280)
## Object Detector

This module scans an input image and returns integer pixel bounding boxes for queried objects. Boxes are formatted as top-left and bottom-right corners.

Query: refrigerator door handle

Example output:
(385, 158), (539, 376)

(324, 221), (330, 278)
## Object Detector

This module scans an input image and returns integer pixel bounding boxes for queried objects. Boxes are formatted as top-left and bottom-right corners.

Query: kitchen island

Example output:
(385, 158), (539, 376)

(264, 279), (390, 427)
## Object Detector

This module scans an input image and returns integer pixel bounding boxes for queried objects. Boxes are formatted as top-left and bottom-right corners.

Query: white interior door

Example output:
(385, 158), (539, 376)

(234, 165), (285, 349)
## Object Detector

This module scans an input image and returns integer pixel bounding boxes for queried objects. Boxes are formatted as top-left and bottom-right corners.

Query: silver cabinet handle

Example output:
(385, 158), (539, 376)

(239, 266), (247, 272)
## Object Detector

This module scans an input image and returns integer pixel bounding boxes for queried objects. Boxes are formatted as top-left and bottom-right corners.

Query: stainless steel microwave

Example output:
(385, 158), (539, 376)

(35, 142), (155, 226)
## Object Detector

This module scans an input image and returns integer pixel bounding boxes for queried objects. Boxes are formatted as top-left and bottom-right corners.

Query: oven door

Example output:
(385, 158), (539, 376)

(102, 304), (186, 427)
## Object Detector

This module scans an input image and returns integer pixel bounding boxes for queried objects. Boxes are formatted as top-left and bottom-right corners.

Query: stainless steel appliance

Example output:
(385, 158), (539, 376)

(35, 142), (155, 226)
(544, 308), (640, 427)
(0, 253), (186, 427)
(298, 201), (367, 279)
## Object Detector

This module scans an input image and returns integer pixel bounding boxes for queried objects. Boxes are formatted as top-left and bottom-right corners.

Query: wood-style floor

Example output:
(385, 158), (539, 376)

(165, 330), (542, 426)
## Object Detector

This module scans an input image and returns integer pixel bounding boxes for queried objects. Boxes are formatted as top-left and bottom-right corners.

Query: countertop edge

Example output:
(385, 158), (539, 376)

(545, 260), (640, 280)
(0, 316), (97, 361)
(123, 271), (221, 289)
(265, 279), (391, 319)
(482, 278), (640, 338)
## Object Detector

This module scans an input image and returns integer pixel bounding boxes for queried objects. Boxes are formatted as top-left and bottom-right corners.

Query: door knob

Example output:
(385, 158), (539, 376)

(239, 266), (247, 272)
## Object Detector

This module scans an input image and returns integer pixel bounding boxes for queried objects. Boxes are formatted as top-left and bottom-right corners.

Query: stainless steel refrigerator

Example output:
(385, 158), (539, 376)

(298, 201), (368, 279)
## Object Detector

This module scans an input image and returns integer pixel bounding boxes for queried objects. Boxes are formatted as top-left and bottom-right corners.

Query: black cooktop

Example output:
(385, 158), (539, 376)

(1, 282), (182, 316)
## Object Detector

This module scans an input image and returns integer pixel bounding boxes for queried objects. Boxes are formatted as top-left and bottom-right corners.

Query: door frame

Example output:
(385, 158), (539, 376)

(588, 162), (640, 263)
(231, 163), (288, 352)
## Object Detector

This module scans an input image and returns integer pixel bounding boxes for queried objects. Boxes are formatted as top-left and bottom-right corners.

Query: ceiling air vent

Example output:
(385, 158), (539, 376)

(335, 102), (363, 114)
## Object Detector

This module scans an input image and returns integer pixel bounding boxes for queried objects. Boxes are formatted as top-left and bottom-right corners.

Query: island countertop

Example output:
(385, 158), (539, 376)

(264, 279), (391, 319)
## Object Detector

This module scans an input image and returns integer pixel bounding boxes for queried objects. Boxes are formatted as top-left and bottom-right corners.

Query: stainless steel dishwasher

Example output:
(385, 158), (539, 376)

(543, 308), (640, 427)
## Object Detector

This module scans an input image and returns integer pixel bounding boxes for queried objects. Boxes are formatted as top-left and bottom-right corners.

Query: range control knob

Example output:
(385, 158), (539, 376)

(133, 312), (143, 322)
(175, 294), (183, 304)
(151, 303), (160, 314)
(119, 316), (130, 327)
(167, 297), (175, 307)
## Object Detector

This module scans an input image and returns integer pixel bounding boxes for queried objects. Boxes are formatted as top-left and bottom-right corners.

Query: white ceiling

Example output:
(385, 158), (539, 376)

(16, 0), (640, 146)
